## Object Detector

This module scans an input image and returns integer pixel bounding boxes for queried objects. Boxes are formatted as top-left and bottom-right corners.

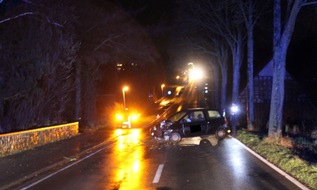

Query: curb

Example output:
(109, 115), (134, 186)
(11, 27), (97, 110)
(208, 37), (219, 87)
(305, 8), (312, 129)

(1, 134), (118, 190)
(232, 137), (310, 190)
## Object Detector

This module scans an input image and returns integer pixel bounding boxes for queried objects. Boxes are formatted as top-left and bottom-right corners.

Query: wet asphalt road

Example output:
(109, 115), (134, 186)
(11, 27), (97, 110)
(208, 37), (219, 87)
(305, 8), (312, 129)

(0, 83), (308, 190)
(1, 127), (305, 190)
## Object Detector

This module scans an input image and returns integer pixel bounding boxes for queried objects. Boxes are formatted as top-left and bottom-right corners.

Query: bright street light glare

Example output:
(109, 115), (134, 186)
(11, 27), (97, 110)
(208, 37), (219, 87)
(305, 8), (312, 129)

(230, 104), (239, 114)
(189, 67), (204, 81)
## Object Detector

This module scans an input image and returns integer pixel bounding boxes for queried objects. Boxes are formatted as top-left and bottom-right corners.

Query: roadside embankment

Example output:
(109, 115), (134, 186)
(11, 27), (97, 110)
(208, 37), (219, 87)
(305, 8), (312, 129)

(236, 130), (317, 190)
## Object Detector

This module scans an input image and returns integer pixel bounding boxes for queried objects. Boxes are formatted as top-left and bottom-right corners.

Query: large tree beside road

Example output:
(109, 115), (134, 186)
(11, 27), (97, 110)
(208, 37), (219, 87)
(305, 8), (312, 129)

(0, 0), (163, 132)
(0, 0), (79, 132)
(176, 0), (317, 137)
(268, 0), (317, 137)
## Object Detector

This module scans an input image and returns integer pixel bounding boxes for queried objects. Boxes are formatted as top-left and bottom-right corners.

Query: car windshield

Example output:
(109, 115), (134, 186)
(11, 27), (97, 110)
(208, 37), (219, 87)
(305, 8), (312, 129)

(167, 111), (187, 122)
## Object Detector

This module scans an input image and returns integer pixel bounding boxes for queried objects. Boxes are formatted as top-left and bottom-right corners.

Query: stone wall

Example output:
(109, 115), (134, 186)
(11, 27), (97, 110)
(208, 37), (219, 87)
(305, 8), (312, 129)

(0, 122), (79, 157)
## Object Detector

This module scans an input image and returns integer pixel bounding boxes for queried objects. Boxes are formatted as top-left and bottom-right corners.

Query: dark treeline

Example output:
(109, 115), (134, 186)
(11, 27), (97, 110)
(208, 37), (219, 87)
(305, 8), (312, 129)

(0, 0), (164, 133)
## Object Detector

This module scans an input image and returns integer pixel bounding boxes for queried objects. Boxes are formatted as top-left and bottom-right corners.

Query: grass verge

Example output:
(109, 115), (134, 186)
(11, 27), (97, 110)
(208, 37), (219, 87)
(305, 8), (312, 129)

(236, 130), (317, 190)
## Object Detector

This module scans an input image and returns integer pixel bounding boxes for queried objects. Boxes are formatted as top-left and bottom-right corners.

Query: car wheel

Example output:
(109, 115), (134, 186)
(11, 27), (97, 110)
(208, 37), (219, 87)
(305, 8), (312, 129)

(169, 132), (181, 144)
(215, 128), (226, 140)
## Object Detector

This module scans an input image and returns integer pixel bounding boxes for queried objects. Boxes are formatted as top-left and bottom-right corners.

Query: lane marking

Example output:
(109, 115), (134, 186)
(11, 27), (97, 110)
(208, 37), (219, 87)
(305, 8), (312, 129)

(153, 164), (164, 183)
(20, 145), (109, 190)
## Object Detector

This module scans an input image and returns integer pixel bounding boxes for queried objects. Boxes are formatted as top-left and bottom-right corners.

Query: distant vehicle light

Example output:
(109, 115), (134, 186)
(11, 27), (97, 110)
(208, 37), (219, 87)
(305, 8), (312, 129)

(115, 109), (140, 128)
(160, 100), (170, 106)
(130, 113), (140, 121)
(230, 104), (239, 114)
(116, 114), (123, 121)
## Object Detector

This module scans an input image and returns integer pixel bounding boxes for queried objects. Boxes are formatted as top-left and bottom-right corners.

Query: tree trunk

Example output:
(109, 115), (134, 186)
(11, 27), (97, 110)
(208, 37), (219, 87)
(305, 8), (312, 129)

(210, 60), (219, 109)
(220, 58), (228, 112)
(273, 0), (281, 50)
(268, 0), (302, 137)
(218, 44), (229, 112)
(231, 31), (243, 104)
(247, 2), (255, 130)
(269, 49), (286, 136)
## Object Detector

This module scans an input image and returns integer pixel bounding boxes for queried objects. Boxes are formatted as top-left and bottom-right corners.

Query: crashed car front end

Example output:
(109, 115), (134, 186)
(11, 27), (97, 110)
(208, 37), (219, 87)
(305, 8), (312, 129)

(150, 120), (173, 142)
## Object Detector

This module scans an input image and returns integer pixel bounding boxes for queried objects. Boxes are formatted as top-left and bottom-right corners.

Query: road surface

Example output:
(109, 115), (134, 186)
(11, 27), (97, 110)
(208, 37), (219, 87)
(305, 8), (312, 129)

(10, 128), (303, 190)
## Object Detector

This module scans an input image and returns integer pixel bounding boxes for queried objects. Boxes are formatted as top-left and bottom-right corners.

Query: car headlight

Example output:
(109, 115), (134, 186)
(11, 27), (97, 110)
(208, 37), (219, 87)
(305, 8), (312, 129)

(130, 115), (137, 121)
(116, 114), (123, 121)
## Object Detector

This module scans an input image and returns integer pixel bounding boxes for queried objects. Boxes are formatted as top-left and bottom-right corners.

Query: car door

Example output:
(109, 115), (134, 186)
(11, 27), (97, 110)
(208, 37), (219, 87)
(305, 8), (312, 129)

(206, 110), (223, 134)
(182, 110), (207, 136)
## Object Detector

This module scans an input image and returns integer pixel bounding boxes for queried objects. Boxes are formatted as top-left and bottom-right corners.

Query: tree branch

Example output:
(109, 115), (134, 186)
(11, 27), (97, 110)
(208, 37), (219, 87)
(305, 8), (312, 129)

(302, 0), (317, 7)
(0, 12), (36, 24)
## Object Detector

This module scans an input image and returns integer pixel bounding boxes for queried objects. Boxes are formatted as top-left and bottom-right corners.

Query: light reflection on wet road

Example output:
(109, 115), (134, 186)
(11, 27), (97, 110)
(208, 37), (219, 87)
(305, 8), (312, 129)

(1, 80), (308, 189)
(15, 127), (305, 190)
(112, 129), (145, 189)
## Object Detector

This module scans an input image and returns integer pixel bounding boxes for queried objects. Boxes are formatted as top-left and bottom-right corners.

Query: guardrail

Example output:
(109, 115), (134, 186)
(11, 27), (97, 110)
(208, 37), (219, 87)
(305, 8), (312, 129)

(0, 122), (79, 157)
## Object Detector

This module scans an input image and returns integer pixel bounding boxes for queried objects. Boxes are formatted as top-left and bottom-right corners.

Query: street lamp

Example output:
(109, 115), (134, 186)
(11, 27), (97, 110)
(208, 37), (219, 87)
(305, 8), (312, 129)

(189, 68), (204, 81)
(176, 75), (180, 84)
(161, 84), (165, 97)
(188, 62), (204, 82)
(122, 86), (129, 109)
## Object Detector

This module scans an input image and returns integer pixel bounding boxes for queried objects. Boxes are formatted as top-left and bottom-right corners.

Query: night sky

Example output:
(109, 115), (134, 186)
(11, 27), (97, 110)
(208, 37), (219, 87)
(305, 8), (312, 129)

(109, 0), (317, 88)
(2, 0), (317, 90)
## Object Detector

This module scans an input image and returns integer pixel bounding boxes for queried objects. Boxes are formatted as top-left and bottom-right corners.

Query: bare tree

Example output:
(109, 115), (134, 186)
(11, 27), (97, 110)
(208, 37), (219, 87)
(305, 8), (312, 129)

(181, 0), (245, 106)
(176, 0), (246, 136)
(0, 0), (79, 132)
(72, 1), (161, 127)
(237, 0), (268, 130)
(268, 0), (317, 137)
(185, 34), (229, 111)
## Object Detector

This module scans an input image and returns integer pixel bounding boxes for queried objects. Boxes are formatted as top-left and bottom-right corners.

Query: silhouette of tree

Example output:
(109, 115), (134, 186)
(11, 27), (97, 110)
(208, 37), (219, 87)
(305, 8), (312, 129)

(0, 0), (79, 132)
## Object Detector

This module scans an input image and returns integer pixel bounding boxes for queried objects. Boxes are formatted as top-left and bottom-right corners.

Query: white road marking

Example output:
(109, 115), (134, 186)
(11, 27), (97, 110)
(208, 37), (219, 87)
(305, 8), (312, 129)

(233, 138), (310, 190)
(20, 147), (106, 190)
(153, 164), (164, 183)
